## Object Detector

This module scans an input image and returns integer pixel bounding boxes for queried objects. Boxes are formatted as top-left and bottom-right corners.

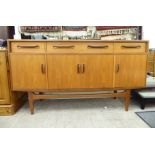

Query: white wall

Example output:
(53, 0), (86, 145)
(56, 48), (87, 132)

(14, 26), (21, 39)
(143, 26), (155, 48)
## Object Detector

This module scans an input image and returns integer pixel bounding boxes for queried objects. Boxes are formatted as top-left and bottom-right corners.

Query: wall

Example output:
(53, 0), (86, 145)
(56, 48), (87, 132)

(143, 26), (155, 48)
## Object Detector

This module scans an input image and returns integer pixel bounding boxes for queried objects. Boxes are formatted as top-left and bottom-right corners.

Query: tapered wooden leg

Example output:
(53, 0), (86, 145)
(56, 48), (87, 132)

(125, 90), (131, 111)
(39, 92), (43, 101)
(113, 90), (117, 99)
(28, 92), (34, 114)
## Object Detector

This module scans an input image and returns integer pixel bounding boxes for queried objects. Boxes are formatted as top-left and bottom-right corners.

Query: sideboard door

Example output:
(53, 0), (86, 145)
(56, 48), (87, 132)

(78, 55), (114, 88)
(10, 54), (48, 90)
(0, 53), (10, 105)
(114, 55), (147, 88)
(47, 55), (114, 89)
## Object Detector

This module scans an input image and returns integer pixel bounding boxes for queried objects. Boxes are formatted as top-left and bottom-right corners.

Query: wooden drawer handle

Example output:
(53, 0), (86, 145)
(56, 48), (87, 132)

(53, 45), (75, 48)
(17, 45), (39, 49)
(41, 64), (46, 74)
(121, 45), (141, 49)
(87, 45), (109, 48)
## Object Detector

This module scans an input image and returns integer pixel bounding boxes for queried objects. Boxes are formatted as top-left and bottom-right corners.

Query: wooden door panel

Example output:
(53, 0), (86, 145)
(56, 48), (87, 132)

(0, 53), (10, 105)
(79, 55), (114, 88)
(10, 54), (47, 90)
(47, 55), (114, 89)
(47, 55), (81, 89)
(114, 55), (147, 88)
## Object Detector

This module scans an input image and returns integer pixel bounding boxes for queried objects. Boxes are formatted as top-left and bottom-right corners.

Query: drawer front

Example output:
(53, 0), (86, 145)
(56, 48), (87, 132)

(114, 43), (146, 53)
(11, 42), (46, 53)
(47, 42), (113, 53)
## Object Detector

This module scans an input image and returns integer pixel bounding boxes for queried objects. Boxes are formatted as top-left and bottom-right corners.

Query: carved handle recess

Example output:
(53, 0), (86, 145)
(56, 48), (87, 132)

(88, 45), (109, 48)
(17, 45), (39, 48)
(121, 45), (141, 49)
(77, 64), (80, 73)
(82, 64), (85, 73)
(41, 64), (46, 74)
(53, 45), (75, 48)
(116, 64), (120, 73)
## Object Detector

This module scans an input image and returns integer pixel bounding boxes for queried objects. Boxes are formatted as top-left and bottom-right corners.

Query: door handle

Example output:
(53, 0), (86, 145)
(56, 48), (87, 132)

(77, 64), (81, 73)
(41, 64), (46, 74)
(82, 64), (85, 73)
(116, 64), (120, 73)
(77, 64), (85, 73)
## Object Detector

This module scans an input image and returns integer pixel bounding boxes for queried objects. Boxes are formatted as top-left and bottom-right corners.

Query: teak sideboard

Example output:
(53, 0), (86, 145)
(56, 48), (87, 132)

(8, 40), (148, 114)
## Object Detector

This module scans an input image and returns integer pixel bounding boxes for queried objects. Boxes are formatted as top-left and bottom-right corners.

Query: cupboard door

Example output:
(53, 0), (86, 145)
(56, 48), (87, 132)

(47, 55), (81, 89)
(78, 55), (114, 88)
(114, 55), (147, 88)
(47, 55), (114, 89)
(0, 53), (10, 105)
(10, 54), (47, 90)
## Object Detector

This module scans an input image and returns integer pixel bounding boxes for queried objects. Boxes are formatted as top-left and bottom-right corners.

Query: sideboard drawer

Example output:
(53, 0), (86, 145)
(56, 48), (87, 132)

(84, 42), (113, 53)
(11, 42), (46, 53)
(114, 42), (146, 53)
(47, 42), (77, 53)
(47, 42), (113, 53)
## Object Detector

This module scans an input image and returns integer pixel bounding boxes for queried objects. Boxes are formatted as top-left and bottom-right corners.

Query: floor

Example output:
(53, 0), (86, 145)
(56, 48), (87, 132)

(0, 97), (155, 128)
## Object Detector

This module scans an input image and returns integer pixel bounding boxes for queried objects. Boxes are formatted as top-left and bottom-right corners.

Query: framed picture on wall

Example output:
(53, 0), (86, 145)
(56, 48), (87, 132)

(19, 26), (142, 40)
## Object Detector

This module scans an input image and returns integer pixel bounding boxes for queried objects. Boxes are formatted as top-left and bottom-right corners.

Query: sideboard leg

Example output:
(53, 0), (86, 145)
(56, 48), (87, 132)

(113, 90), (117, 99)
(125, 90), (131, 111)
(28, 92), (34, 114)
(39, 92), (43, 101)
(140, 102), (145, 110)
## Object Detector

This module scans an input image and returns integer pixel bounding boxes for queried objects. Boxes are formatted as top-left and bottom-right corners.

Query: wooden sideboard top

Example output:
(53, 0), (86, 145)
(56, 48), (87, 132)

(8, 39), (149, 43)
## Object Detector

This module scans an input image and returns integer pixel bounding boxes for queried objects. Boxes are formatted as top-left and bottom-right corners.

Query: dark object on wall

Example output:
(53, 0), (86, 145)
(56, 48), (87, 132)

(0, 26), (15, 39)
(138, 26), (143, 40)
(21, 33), (31, 39)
